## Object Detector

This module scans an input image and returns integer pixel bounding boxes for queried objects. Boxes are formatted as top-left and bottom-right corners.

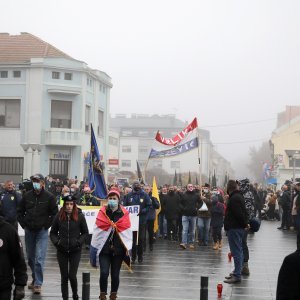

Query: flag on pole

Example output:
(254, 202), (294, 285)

(155, 117), (198, 146)
(88, 124), (107, 199)
(152, 177), (161, 233)
(136, 160), (145, 184)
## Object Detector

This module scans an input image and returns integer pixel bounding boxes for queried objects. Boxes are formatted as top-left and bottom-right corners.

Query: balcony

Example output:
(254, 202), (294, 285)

(44, 128), (83, 146)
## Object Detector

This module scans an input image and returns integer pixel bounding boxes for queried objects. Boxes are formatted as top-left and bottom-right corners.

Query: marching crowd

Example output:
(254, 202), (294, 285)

(0, 174), (300, 299)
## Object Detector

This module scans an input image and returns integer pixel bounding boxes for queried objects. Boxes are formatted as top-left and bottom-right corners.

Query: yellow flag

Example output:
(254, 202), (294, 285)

(152, 176), (161, 233)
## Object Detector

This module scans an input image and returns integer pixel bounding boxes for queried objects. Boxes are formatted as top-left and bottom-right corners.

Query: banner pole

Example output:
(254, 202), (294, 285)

(197, 128), (202, 196)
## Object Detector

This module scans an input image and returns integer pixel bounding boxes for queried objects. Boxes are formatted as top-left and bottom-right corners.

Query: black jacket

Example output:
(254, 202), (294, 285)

(276, 250), (300, 300)
(17, 188), (58, 231)
(50, 210), (88, 253)
(179, 191), (200, 216)
(224, 190), (248, 231)
(101, 206), (126, 256)
(0, 216), (27, 291)
(164, 191), (181, 220)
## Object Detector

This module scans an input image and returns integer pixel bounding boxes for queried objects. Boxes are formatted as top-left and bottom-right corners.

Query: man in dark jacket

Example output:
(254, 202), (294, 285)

(17, 173), (58, 295)
(122, 181), (151, 263)
(0, 216), (27, 300)
(179, 183), (200, 249)
(0, 180), (21, 231)
(164, 186), (181, 241)
(278, 183), (292, 230)
(223, 180), (248, 284)
(276, 249), (300, 300)
(144, 185), (160, 251)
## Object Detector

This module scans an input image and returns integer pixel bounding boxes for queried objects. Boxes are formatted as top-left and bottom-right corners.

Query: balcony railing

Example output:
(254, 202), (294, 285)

(44, 128), (83, 146)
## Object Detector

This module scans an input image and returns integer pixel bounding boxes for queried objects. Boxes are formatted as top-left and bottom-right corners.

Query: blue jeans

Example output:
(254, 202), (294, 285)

(227, 228), (244, 279)
(197, 217), (211, 245)
(159, 214), (167, 237)
(181, 216), (197, 245)
(99, 253), (124, 293)
(25, 228), (49, 286)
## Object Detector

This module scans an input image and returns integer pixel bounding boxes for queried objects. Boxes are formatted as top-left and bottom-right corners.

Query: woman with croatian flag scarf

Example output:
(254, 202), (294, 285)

(90, 188), (132, 300)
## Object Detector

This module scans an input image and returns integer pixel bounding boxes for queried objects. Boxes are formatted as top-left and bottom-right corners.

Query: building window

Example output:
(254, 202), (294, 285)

(138, 130), (148, 137)
(0, 157), (23, 175)
(139, 146), (148, 153)
(109, 136), (118, 146)
(122, 145), (131, 153)
(85, 105), (91, 132)
(153, 160), (162, 168)
(139, 160), (146, 168)
(64, 73), (72, 80)
(0, 99), (21, 128)
(52, 71), (60, 79)
(13, 71), (21, 78)
(289, 157), (300, 168)
(49, 159), (69, 178)
(121, 160), (131, 167)
(171, 161), (180, 168)
(51, 100), (72, 128)
(0, 71), (8, 78)
(87, 77), (93, 87)
(98, 110), (104, 136)
(121, 130), (132, 136)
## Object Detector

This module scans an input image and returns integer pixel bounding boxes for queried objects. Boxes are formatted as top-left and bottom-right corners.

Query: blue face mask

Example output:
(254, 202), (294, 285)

(108, 199), (118, 210)
(33, 182), (41, 190)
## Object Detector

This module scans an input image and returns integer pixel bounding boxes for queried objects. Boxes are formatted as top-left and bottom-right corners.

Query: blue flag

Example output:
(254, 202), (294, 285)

(88, 124), (107, 199)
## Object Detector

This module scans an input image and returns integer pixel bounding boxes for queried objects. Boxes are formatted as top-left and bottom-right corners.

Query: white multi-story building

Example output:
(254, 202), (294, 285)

(0, 33), (112, 182)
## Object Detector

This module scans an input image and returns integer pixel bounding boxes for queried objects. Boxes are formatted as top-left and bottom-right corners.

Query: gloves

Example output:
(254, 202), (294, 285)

(14, 285), (25, 300)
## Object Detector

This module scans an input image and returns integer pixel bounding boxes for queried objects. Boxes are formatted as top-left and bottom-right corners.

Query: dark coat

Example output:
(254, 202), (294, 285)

(17, 188), (58, 231)
(163, 191), (181, 220)
(0, 190), (21, 223)
(276, 250), (300, 300)
(0, 216), (27, 291)
(210, 195), (225, 227)
(147, 193), (160, 221)
(224, 190), (248, 231)
(179, 191), (200, 217)
(50, 210), (88, 253)
(123, 190), (151, 224)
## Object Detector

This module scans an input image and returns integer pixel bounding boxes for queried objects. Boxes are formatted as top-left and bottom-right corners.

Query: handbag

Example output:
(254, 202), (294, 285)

(199, 201), (208, 212)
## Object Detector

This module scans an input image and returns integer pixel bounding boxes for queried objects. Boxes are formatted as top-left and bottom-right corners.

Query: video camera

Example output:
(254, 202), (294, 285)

(18, 179), (33, 192)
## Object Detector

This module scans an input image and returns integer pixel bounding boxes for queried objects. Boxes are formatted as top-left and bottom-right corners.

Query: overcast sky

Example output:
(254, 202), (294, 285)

(2, 0), (300, 178)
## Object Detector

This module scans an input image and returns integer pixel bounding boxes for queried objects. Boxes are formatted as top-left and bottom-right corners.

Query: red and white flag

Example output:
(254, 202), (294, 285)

(155, 117), (198, 146)
(90, 206), (132, 267)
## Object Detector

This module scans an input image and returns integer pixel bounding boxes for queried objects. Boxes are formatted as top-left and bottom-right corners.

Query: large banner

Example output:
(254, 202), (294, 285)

(149, 137), (198, 158)
(155, 117), (198, 146)
(18, 205), (140, 236)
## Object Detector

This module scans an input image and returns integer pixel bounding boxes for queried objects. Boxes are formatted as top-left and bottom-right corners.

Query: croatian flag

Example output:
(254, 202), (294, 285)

(90, 206), (132, 267)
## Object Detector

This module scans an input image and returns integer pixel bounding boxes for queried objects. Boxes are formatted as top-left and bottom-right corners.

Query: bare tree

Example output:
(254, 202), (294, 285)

(248, 141), (272, 182)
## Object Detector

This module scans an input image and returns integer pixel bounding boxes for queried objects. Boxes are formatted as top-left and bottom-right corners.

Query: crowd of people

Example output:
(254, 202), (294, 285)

(0, 174), (300, 299)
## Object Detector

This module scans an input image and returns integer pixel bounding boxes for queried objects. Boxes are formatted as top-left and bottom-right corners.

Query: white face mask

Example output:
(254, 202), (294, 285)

(33, 182), (41, 190)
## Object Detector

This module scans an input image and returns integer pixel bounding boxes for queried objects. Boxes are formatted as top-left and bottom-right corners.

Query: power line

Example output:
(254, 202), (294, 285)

(201, 118), (276, 128)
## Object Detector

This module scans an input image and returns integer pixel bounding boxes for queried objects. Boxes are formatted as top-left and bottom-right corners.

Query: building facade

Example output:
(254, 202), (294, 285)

(270, 106), (300, 187)
(0, 33), (112, 182)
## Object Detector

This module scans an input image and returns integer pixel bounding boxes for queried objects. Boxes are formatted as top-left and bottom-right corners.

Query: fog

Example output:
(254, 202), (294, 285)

(2, 0), (300, 178)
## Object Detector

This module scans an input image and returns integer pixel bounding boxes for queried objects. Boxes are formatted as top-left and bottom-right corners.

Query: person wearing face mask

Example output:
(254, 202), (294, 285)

(69, 184), (81, 204)
(90, 189), (132, 300)
(50, 195), (88, 300)
(17, 173), (58, 295)
(164, 186), (181, 241)
(122, 181), (151, 263)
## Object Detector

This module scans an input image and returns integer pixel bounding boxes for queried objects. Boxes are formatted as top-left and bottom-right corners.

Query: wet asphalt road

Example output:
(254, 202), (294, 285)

(22, 220), (296, 300)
